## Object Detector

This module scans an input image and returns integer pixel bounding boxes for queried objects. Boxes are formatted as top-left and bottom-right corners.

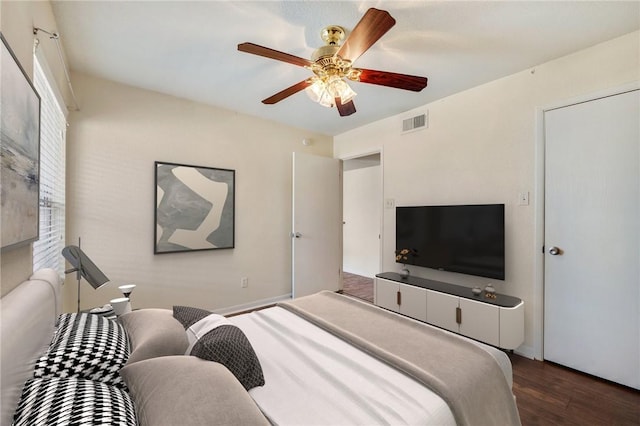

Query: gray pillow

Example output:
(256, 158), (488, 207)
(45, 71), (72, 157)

(173, 305), (211, 329)
(118, 309), (188, 364)
(119, 356), (269, 426)
(191, 324), (265, 390)
(173, 306), (265, 390)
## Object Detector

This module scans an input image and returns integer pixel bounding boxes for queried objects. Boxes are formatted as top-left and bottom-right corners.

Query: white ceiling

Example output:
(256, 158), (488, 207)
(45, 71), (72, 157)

(50, 1), (640, 136)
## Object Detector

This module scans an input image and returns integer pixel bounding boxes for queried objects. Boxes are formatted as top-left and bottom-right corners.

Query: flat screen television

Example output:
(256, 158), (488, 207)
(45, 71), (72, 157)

(396, 204), (505, 280)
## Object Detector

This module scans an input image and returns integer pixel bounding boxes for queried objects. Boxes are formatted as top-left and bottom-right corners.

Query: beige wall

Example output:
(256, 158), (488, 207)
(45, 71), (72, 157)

(65, 72), (332, 312)
(334, 31), (640, 358)
(0, 0), (70, 296)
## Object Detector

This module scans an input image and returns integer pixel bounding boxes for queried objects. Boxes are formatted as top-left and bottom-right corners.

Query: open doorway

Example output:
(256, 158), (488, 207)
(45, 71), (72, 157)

(342, 153), (381, 303)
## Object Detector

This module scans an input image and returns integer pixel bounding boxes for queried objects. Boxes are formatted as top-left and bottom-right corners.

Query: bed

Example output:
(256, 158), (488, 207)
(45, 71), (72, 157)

(1, 269), (521, 425)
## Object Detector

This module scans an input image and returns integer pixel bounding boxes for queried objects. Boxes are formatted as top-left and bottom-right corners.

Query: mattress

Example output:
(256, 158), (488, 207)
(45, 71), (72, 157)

(231, 306), (465, 425)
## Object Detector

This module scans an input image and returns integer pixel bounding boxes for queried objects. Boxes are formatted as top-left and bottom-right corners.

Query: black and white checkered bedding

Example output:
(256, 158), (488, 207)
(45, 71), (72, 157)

(33, 313), (130, 389)
(13, 377), (136, 426)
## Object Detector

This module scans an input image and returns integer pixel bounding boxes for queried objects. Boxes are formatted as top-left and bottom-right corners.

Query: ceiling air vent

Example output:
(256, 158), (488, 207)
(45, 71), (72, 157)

(401, 111), (428, 134)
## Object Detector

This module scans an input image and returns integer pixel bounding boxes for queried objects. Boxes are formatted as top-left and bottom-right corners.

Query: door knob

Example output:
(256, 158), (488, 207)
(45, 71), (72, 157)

(291, 232), (302, 238)
(548, 246), (562, 256)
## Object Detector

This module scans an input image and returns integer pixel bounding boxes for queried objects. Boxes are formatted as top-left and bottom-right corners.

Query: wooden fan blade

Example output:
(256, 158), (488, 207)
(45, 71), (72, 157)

(262, 80), (312, 104)
(336, 8), (396, 62)
(336, 98), (356, 116)
(357, 68), (428, 92)
(238, 42), (312, 68)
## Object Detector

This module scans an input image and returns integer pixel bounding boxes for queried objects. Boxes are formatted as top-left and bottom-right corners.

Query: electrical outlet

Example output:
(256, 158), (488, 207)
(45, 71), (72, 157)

(241, 277), (248, 288)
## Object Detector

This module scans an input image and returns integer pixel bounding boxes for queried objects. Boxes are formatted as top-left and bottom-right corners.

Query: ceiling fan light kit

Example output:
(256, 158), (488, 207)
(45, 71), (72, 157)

(238, 8), (428, 117)
(306, 75), (357, 108)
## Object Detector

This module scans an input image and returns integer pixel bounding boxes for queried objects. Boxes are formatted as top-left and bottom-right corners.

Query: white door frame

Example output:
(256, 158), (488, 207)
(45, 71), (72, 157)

(532, 81), (640, 360)
(338, 148), (384, 280)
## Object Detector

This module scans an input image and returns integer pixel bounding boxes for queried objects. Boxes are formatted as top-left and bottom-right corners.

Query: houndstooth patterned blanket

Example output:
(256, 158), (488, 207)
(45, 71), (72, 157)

(33, 313), (130, 389)
(13, 377), (136, 426)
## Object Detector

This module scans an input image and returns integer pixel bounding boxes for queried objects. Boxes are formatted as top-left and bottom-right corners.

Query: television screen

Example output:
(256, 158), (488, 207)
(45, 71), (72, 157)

(396, 204), (505, 280)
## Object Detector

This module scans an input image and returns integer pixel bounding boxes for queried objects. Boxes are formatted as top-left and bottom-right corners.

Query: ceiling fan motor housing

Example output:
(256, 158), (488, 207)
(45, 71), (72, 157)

(310, 26), (361, 82)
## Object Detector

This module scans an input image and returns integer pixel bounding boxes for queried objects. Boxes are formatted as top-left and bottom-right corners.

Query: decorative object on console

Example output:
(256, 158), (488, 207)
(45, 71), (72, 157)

(484, 283), (497, 299)
(62, 238), (110, 313)
(400, 267), (410, 279)
(395, 247), (417, 279)
(155, 161), (235, 254)
(0, 33), (41, 250)
(472, 286), (482, 296)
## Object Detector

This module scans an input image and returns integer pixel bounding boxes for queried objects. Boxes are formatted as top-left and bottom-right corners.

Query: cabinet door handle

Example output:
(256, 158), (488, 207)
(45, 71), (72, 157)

(456, 307), (462, 324)
(397, 290), (401, 306)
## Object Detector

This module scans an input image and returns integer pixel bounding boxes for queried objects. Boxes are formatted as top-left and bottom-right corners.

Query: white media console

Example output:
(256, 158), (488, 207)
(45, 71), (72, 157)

(375, 272), (524, 350)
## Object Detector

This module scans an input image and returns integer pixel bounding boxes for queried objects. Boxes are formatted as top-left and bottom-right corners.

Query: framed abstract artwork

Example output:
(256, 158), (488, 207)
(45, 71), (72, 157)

(154, 161), (235, 254)
(1, 33), (41, 250)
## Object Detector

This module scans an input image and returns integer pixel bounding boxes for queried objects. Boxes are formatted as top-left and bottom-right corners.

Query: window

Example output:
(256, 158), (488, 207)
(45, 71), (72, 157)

(32, 55), (66, 277)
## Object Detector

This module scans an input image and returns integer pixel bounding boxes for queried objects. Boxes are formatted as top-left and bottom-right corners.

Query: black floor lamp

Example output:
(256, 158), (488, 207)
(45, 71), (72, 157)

(62, 238), (110, 313)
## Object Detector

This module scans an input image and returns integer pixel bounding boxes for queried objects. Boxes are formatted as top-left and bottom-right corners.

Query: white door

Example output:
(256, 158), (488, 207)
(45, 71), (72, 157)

(292, 152), (342, 298)
(544, 89), (639, 389)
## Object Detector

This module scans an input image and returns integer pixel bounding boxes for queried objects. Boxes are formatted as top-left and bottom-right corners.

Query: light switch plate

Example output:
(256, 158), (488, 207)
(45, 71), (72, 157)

(518, 192), (530, 206)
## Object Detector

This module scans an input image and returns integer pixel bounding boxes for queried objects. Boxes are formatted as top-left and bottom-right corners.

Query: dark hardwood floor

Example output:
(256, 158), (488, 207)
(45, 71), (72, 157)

(342, 271), (374, 302)
(342, 272), (640, 425)
(509, 354), (640, 426)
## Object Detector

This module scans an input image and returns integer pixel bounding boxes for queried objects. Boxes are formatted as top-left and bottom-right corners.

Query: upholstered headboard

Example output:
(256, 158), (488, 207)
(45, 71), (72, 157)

(0, 269), (61, 425)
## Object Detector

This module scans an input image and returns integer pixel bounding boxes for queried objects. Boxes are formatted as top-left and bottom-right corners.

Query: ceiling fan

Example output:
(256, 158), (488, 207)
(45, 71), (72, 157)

(237, 8), (428, 117)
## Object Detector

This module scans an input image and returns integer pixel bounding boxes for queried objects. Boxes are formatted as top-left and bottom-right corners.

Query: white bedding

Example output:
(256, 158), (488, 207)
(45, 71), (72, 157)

(230, 307), (457, 425)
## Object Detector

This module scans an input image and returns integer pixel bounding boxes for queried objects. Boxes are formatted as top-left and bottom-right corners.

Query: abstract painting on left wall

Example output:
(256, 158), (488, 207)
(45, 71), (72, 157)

(155, 161), (235, 254)
(1, 34), (41, 250)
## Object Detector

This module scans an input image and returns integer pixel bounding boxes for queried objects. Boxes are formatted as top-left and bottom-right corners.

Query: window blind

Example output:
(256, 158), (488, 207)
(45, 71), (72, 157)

(32, 56), (66, 278)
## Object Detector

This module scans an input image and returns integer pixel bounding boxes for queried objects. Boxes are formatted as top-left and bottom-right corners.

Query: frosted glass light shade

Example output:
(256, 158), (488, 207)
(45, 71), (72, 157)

(327, 78), (356, 103)
(305, 77), (356, 108)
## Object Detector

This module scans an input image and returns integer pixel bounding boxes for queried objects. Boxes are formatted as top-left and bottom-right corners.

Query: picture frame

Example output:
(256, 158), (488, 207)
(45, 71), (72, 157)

(1, 33), (41, 251)
(154, 161), (235, 254)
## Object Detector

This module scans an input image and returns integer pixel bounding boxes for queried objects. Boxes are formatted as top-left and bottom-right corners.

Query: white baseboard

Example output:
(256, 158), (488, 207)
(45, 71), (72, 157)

(214, 293), (292, 316)
(514, 344), (537, 360)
